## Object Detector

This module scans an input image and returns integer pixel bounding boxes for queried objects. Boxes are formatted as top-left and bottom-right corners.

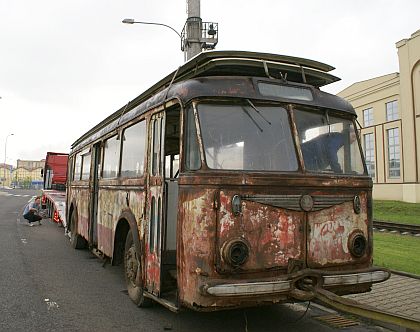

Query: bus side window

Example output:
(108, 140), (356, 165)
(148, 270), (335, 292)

(164, 107), (181, 178)
(73, 153), (82, 181)
(81, 151), (91, 180)
(102, 135), (120, 178)
(120, 120), (146, 178)
(185, 108), (201, 170)
(68, 156), (74, 183)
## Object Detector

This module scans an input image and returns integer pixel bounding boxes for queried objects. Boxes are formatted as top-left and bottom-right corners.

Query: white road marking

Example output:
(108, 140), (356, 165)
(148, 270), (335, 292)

(44, 299), (59, 311)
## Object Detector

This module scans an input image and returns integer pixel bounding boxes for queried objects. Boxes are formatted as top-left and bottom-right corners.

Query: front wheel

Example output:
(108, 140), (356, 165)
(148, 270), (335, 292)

(124, 229), (152, 307)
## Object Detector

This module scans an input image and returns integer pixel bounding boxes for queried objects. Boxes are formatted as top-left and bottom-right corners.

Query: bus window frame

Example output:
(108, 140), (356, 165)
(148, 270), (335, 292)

(184, 103), (203, 171)
(120, 118), (147, 179)
(192, 99), (301, 173)
(80, 148), (92, 181)
(73, 148), (90, 182)
(101, 133), (122, 179)
(292, 107), (367, 175)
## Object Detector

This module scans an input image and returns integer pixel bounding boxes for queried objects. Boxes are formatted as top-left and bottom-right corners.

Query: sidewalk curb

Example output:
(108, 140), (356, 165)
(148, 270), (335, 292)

(390, 269), (420, 280)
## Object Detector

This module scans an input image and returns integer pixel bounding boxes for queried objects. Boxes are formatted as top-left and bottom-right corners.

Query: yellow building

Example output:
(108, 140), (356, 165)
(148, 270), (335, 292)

(13, 159), (45, 189)
(0, 163), (14, 187)
(338, 29), (420, 203)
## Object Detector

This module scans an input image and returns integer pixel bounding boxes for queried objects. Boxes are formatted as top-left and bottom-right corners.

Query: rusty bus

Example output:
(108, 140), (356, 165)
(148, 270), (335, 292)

(66, 51), (390, 312)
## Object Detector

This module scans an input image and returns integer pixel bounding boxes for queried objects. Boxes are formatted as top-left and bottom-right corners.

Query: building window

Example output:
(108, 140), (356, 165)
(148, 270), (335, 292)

(363, 108), (374, 127)
(387, 128), (400, 178)
(386, 100), (398, 121)
(363, 133), (375, 179)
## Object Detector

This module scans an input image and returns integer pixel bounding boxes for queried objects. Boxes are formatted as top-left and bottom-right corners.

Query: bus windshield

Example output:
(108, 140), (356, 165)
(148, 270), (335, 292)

(197, 103), (298, 171)
(294, 108), (365, 174)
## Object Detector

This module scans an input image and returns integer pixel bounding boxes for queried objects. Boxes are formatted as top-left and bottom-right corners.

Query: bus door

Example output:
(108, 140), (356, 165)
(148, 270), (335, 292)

(146, 112), (166, 296)
(89, 142), (101, 247)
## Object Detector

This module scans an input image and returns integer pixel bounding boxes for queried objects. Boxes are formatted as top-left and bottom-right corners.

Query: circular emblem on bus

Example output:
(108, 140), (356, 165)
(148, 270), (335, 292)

(353, 195), (361, 214)
(300, 195), (313, 212)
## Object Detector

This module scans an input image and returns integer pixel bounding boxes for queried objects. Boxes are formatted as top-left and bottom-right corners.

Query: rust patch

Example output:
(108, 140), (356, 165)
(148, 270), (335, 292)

(218, 190), (304, 272)
(307, 192), (369, 267)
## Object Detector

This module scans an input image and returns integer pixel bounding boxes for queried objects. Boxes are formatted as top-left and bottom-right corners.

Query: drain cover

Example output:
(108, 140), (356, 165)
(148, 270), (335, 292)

(315, 314), (359, 328)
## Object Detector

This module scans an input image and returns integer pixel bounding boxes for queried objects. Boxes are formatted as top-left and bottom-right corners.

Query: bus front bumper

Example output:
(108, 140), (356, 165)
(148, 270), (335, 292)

(202, 269), (390, 298)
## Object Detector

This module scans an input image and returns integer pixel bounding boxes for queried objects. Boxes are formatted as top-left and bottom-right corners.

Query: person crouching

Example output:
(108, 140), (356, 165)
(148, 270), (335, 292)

(23, 196), (43, 226)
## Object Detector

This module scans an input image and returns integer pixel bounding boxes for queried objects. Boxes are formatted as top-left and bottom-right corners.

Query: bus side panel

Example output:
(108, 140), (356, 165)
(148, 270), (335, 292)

(72, 187), (90, 240)
(95, 186), (145, 258)
(307, 191), (370, 268)
(128, 189), (146, 240)
(178, 187), (217, 308)
(97, 188), (122, 257)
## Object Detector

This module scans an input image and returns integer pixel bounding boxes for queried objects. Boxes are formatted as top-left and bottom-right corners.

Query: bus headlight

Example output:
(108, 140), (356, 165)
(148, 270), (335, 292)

(348, 232), (367, 258)
(222, 238), (250, 267)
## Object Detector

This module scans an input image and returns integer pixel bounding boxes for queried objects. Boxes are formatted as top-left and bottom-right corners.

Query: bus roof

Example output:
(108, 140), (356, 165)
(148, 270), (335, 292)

(71, 51), (342, 150)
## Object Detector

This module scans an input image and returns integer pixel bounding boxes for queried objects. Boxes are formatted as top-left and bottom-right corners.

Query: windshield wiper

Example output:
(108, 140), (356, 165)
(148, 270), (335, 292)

(241, 106), (263, 132)
(247, 99), (272, 125)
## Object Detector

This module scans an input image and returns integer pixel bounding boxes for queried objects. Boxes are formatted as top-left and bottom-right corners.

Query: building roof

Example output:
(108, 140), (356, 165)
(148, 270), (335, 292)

(0, 163), (13, 169)
(337, 73), (399, 101)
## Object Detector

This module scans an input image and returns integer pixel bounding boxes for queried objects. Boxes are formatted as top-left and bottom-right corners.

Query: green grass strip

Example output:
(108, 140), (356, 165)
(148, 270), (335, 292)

(373, 200), (420, 225)
(374, 232), (420, 275)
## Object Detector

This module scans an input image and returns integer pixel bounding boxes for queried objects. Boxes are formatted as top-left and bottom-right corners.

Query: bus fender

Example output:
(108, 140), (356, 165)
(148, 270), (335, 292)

(68, 201), (78, 231)
(119, 209), (144, 288)
(119, 209), (142, 262)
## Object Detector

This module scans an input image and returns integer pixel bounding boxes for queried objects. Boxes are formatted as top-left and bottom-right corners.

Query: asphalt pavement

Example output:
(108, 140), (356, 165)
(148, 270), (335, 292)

(0, 188), (389, 332)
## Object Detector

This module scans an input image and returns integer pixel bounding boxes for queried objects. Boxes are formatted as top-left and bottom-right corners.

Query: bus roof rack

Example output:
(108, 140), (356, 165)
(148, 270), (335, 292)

(128, 51), (340, 112)
(151, 50), (339, 94)
(72, 51), (340, 149)
(174, 50), (339, 86)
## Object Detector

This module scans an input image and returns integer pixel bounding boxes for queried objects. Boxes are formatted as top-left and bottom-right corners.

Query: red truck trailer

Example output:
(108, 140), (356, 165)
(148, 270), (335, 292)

(41, 152), (68, 229)
(43, 152), (68, 190)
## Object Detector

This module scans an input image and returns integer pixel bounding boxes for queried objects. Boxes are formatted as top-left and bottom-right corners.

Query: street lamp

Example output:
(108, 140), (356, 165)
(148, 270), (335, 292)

(122, 18), (182, 39)
(122, 18), (185, 60)
(122, 17), (218, 62)
(3, 133), (14, 188)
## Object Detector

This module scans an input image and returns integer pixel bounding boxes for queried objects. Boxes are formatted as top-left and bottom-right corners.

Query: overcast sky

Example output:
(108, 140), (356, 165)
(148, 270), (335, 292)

(1, 0), (419, 166)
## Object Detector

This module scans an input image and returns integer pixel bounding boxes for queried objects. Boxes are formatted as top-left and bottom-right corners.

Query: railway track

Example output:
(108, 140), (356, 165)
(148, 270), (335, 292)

(373, 220), (420, 234)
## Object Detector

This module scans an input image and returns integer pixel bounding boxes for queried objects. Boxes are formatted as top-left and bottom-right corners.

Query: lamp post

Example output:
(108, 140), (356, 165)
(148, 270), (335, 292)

(3, 133), (14, 188)
(122, 19), (184, 56)
(122, 10), (217, 62)
(122, 19), (182, 39)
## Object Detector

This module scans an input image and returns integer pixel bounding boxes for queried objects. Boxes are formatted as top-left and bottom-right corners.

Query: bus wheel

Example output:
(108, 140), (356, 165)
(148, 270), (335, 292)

(124, 230), (152, 307)
(70, 212), (86, 249)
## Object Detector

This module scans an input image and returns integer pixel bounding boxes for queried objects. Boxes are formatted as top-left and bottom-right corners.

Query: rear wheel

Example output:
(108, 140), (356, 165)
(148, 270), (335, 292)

(124, 229), (152, 307)
(70, 212), (87, 249)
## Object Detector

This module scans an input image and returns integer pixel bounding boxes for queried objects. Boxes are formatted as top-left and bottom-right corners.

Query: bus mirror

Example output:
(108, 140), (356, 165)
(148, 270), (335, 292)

(41, 169), (43, 177)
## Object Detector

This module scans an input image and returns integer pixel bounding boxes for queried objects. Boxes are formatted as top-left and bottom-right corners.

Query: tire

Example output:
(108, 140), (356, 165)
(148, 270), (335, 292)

(124, 229), (152, 307)
(70, 212), (87, 249)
